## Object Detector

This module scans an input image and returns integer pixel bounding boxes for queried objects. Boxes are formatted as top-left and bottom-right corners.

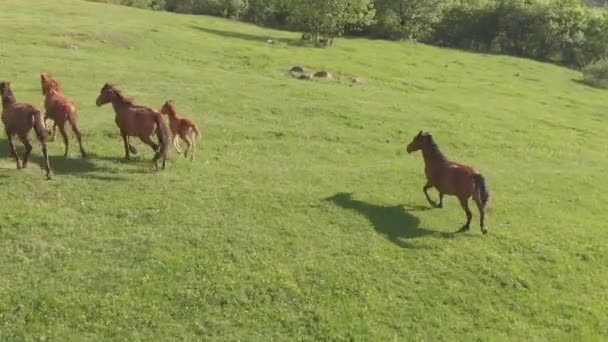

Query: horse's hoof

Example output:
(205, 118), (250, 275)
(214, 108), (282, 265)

(456, 226), (470, 234)
(128, 144), (138, 155)
(481, 228), (488, 235)
(434, 203), (443, 209)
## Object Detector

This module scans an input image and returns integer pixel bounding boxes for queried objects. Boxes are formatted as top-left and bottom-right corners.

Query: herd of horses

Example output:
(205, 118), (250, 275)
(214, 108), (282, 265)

(1, 74), (489, 235)
(0, 74), (200, 177)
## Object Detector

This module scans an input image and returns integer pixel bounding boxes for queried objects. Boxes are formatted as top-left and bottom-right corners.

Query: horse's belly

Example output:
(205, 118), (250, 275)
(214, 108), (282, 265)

(432, 168), (463, 196)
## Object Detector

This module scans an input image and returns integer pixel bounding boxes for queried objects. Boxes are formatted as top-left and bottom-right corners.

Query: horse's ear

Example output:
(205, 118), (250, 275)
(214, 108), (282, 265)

(417, 130), (422, 137)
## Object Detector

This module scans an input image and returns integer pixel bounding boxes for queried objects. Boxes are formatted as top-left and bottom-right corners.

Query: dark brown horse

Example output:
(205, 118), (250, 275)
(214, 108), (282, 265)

(1, 81), (52, 179)
(95, 83), (169, 170)
(407, 131), (489, 234)
(40, 73), (87, 158)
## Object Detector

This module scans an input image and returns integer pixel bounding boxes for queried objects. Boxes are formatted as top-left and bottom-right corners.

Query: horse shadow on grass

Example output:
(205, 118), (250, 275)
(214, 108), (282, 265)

(86, 152), (168, 175)
(325, 192), (454, 248)
(190, 25), (304, 47)
(0, 139), (126, 181)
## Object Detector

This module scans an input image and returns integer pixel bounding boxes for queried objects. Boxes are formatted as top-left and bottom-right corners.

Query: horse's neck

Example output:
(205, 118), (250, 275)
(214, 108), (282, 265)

(165, 108), (178, 120)
(1, 96), (16, 108)
(48, 89), (60, 96)
(111, 98), (131, 114)
(421, 145), (448, 168)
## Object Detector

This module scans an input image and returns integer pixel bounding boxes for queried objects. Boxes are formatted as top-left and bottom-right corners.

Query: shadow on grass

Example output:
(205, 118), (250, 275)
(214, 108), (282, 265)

(325, 192), (453, 248)
(0, 139), (126, 181)
(572, 78), (607, 90)
(189, 25), (309, 47)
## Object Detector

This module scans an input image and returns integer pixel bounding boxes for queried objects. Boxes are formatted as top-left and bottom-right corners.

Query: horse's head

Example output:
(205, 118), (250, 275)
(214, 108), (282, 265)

(0, 81), (9, 95)
(40, 73), (51, 94)
(160, 100), (175, 115)
(40, 73), (59, 95)
(96, 83), (116, 107)
(406, 131), (432, 153)
(0, 81), (15, 103)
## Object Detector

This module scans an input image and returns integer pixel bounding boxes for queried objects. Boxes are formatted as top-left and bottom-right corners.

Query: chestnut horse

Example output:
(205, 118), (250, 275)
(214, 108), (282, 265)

(95, 83), (169, 170)
(1, 81), (52, 179)
(407, 131), (490, 234)
(160, 100), (200, 161)
(40, 73), (87, 158)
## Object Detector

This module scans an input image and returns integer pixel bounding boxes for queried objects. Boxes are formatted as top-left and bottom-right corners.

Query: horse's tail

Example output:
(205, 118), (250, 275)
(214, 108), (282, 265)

(191, 123), (201, 140)
(154, 112), (169, 169)
(473, 173), (490, 208)
(32, 108), (48, 144)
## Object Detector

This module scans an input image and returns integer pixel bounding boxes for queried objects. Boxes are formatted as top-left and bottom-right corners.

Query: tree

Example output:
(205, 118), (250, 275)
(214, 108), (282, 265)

(373, 0), (447, 40)
(289, 0), (375, 46)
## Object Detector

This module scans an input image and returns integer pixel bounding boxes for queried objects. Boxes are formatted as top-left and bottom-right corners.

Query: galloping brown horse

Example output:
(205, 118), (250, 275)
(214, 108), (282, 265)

(1, 81), (52, 179)
(160, 100), (200, 161)
(95, 83), (169, 170)
(40, 73), (87, 158)
(407, 131), (490, 234)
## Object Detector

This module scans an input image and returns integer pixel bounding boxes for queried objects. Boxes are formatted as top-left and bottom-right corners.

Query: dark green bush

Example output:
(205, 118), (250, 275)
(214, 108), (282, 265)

(89, 0), (608, 66)
(583, 58), (608, 88)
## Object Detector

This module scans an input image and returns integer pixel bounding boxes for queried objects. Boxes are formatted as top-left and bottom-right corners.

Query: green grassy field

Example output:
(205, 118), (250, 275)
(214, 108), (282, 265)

(1, 0), (607, 340)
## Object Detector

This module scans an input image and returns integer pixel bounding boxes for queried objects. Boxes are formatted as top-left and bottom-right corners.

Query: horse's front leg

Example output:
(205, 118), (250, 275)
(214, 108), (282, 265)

(121, 132), (132, 160)
(5, 128), (21, 169)
(423, 182), (441, 208)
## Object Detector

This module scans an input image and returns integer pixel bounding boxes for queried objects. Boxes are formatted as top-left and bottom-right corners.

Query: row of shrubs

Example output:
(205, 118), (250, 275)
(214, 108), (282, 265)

(89, 0), (608, 85)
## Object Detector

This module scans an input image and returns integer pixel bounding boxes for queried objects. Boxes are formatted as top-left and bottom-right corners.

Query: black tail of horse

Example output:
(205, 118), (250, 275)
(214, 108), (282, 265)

(473, 174), (489, 208)
(154, 113), (169, 170)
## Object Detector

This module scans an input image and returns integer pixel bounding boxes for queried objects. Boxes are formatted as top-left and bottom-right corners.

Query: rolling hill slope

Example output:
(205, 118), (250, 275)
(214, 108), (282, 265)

(0, 0), (607, 340)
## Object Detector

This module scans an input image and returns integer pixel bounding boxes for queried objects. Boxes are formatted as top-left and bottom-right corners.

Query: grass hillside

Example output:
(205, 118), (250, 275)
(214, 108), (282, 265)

(1, 0), (607, 340)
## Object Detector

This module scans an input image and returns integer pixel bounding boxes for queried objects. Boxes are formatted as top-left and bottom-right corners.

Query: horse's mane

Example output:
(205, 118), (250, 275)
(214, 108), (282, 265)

(105, 84), (136, 106)
(425, 133), (448, 163)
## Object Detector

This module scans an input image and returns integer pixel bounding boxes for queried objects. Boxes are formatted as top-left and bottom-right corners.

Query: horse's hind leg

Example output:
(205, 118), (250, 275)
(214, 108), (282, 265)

(181, 134), (192, 160)
(474, 195), (487, 235)
(18, 133), (32, 168)
(5, 129), (21, 169)
(189, 134), (196, 161)
(68, 116), (86, 158)
(57, 123), (69, 157)
(172, 134), (183, 154)
(140, 135), (160, 168)
(423, 182), (440, 208)
(456, 196), (472, 233)
(44, 115), (55, 141)
(140, 135), (159, 153)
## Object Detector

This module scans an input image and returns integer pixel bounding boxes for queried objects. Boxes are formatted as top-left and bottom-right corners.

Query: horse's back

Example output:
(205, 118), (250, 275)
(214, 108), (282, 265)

(434, 162), (478, 197)
(46, 93), (75, 121)
(118, 106), (159, 136)
(2, 103), (37, 133)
